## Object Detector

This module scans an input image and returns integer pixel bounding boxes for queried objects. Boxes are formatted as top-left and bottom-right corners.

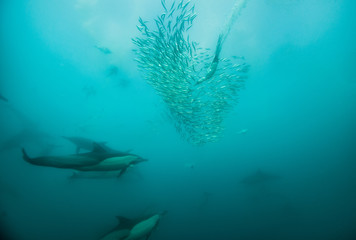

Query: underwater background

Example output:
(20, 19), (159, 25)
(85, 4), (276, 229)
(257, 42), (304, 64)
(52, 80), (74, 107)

(1, 0), (356, 239)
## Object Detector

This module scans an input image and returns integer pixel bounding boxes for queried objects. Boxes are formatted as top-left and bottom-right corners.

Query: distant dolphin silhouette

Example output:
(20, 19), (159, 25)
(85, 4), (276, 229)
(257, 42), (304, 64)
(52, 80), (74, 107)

(95, 45), (112, 54)
(0, 105), (56, 153)
(240, 169), (281, 185)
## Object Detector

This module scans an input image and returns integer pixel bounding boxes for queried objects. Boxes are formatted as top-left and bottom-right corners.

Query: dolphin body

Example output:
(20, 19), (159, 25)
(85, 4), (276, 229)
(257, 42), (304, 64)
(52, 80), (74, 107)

(121, 212), (167, 240)
(100, 212), (166, 240)
(22, 145), (105, 170)
(22, 143), (146, 177)
(240, 169), (281, 185)
(62, 136), (107, 154)
(99, 216), (143, 240)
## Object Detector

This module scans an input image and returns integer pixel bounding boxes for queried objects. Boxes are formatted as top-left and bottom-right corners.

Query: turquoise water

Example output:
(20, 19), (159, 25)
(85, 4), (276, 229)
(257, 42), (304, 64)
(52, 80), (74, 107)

(1, 0), (355, 239)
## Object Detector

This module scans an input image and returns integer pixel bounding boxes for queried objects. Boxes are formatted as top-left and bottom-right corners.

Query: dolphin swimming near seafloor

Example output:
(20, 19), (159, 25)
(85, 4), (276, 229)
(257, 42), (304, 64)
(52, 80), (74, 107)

(23, 143), (146, 177)
(240, 169), (281, 185)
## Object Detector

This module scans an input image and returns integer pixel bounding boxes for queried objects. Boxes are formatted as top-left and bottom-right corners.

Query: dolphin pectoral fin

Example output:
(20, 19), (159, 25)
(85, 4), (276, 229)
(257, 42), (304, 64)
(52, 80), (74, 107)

(118, 167), (128, 178)
(76, 146), (80, 154)
(21, 148), (32, 163)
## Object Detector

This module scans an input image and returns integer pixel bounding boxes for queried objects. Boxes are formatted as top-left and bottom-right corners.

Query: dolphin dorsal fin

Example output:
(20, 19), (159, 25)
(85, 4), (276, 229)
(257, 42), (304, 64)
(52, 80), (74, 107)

(116, 216), (133, 228)
(92, 142), (107, 153)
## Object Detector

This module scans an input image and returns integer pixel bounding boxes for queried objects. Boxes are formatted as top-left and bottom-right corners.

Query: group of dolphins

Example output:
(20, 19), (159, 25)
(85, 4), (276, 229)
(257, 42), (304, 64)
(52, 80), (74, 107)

(98, 212), (167, 240)
(22, 137), (147, 178)
(1, 92), (283, 239)
(21, 137), (166, 240)
(21, 138), (169, 240)
(1, 94), (165, 239)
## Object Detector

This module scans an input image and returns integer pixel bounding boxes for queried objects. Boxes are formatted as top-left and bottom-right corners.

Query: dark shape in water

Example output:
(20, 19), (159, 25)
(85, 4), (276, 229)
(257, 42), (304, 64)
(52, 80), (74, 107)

(95, 45), (112, 54)
(106, 65), (119, 77)
(98, 216), (143, 240)
(82, 85), (97, 98)
(106, 66), (130, 88)
(62, 136), (132, 155)
(62, 136), (107, 154)
(112, 211), (167, 240)
(240, 169), (281, 185)
(0, 93), (8, 102)
(22, 145), (105, 170)
(0, 105), (57, 154)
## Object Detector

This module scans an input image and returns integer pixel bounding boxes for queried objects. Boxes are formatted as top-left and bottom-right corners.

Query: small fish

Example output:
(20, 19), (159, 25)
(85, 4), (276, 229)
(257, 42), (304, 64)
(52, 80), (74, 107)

(95, 45), (112, 54)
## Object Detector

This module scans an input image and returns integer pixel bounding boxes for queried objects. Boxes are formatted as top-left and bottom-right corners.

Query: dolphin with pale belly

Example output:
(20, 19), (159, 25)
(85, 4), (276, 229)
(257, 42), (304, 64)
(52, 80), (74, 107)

(22, 143), (146, 177)
(99, 212), (166, 240)
(121, 211), (167, 240)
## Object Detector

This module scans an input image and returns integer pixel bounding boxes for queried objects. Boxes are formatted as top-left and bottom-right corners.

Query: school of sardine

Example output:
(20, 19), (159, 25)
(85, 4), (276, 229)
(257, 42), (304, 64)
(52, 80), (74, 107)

(132, 0), (249, 145)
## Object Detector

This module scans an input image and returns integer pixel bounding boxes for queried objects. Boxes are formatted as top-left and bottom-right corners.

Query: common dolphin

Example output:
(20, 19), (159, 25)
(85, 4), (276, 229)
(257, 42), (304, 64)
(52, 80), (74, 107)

(121, 211), (167, 240)
(23, 143), (146, 177)
(62, 136), (107, 154)
(22, 145), (105, 170)
(74, 144), (146, 177)
(240, 169), (281, 185)
(99, 216), (141, 240)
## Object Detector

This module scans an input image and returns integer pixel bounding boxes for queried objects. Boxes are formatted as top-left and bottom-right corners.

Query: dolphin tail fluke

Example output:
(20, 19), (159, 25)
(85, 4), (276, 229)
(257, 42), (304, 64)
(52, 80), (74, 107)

(21, 148), (31, 163)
